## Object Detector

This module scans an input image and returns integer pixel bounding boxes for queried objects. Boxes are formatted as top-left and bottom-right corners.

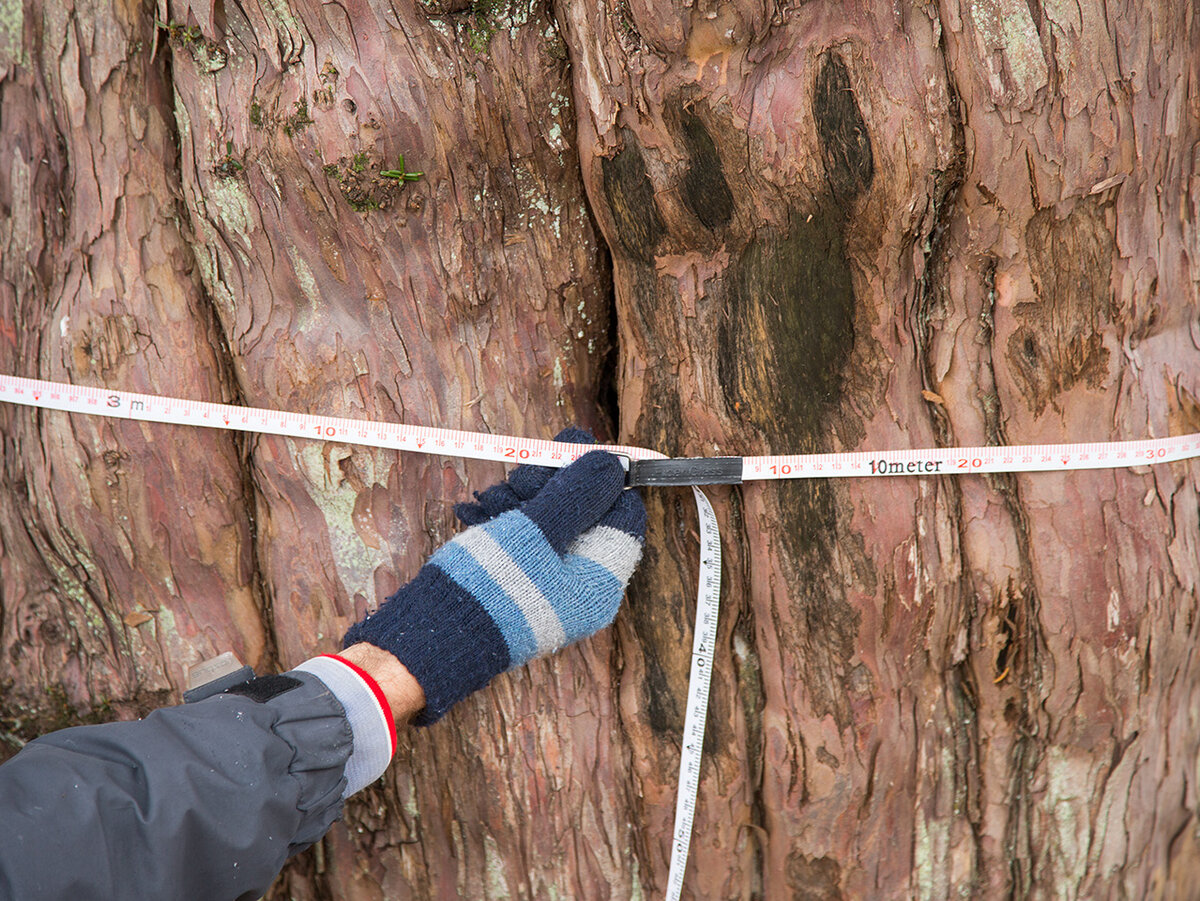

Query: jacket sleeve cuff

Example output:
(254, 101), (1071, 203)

(292, 655), (397, 796)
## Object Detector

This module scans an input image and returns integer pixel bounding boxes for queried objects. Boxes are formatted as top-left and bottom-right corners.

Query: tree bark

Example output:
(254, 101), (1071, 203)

(2, 0), (1198, 898)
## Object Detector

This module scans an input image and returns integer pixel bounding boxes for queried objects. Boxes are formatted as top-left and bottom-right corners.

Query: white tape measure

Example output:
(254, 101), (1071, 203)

(3, 372), (1199, 901)
(0, 375), (658, 468)
(665, 487), (721, 899)
(3, 375), (1196, 482)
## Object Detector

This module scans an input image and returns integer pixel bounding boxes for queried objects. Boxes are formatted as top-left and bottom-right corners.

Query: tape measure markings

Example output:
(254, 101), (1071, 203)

(0, 375), (662, 468)
(9, 376), (1197, 482)
(743, 433), (1200, 480)
(665, 487), (721, 900)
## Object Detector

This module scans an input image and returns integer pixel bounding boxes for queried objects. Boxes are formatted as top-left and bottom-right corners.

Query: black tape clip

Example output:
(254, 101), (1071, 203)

(626, 456), (744, 488)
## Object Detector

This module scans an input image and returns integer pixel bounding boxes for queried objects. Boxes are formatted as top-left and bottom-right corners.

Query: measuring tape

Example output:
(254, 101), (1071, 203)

(666, 487), (721, 899)
(3, 372), (1199, 900)
(0, 375), (659, 468)
(4, 374), (1197, 482)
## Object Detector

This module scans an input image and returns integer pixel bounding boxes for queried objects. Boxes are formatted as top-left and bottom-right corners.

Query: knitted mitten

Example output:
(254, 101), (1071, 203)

(343, 447), (646, 724)
(453, 427), (595, 526)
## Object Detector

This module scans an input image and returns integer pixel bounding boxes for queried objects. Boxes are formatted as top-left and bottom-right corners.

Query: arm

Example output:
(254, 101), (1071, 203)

(0, 651), (421, 901)
(339, 641), (426, 718)
(0, 447), (643, 900)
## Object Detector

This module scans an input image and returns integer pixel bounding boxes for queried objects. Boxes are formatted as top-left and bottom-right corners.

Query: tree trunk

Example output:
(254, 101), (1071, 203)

(2, 0), (1198, 898)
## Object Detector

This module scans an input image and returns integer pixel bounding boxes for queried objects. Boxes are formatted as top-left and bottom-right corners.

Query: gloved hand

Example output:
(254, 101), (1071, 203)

(453, 427), (595, 526)
(344, 432), (646, 724)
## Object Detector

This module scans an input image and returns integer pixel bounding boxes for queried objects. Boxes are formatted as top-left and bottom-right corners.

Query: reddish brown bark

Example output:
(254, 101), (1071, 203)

(2, 0), (1199, 897)
(566, 1), (1200, 897)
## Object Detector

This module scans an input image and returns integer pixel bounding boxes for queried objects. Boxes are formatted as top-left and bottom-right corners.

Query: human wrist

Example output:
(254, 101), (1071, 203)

(337, 642), (426, 724)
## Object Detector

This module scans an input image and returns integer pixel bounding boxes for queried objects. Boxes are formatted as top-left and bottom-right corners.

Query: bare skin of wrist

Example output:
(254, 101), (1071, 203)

(339, 643), (426, 725)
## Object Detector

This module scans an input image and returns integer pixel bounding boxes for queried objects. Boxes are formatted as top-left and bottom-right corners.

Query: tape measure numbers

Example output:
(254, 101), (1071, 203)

(3, 372), (1199, 901)
(666, 487), (721, 899)
(0, 375), (658, 469)
(5, 376), (1196, 484)
(627, 436), (1200, 486)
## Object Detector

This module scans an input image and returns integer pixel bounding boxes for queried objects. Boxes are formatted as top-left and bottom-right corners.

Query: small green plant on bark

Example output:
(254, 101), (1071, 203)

(380, 154), (424, 182)
(323, 151), (425, 213)
(214, 141), (244, 178)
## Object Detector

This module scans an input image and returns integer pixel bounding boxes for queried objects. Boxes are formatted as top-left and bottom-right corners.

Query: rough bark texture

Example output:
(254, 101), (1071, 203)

(1, 0), (1198, 898)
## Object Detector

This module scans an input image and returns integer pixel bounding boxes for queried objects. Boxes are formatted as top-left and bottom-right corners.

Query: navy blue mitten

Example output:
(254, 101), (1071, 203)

(344, 446), (646, 724)
(454, 427), (595, 526)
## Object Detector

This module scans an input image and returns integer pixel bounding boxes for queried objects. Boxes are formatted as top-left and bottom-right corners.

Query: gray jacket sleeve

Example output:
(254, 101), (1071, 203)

(0, 662), (389, 901)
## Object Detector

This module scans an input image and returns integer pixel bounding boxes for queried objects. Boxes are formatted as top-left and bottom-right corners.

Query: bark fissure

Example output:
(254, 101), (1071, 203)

(152, 31), (280, 674)
(910, 45), (967, 448)
(910, 23), (984, 895)
(978, 259), (1052, 899)
(723, 486), (766, 900)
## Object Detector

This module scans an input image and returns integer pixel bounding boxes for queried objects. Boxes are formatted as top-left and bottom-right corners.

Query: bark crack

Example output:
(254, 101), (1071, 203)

(149, 31), (280, 672)
(912, 22), (986, 895)
(978, 260), (1052, 899)
(549, 22), (656, 894)
(726, 487), (767, 900)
